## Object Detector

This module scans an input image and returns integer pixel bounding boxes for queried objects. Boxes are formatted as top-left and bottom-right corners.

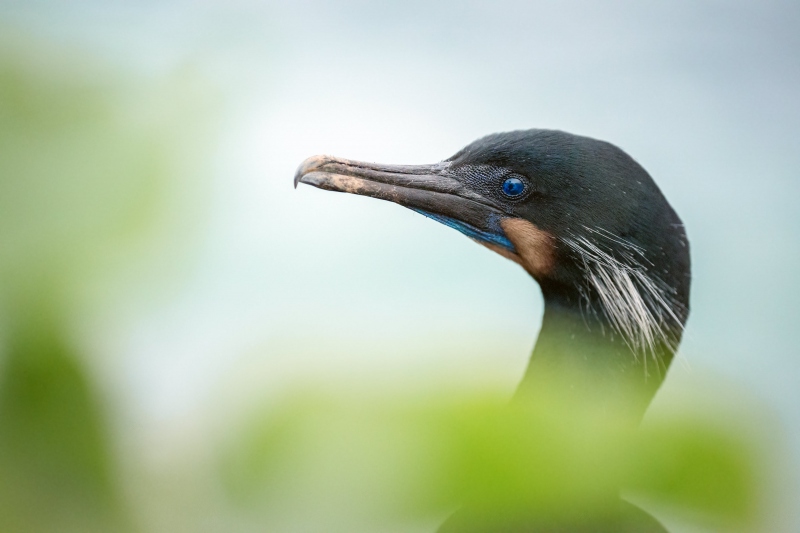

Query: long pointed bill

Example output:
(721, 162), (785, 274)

(294, 155), (515, 252)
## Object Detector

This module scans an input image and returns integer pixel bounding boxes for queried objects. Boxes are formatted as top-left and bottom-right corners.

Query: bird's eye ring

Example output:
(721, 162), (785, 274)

(501, 177), (526, 197)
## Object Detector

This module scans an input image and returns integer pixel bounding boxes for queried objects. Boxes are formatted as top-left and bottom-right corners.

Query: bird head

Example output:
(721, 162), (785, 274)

(295, 129), (690, 365)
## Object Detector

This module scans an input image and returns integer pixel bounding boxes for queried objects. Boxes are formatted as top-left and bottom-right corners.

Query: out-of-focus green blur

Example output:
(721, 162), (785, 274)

(0, 33), (212, 532)
(0, 12), (793, 533)
(220, 372), (767, 533)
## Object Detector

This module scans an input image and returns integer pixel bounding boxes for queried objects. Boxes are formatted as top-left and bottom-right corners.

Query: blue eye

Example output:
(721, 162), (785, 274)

(501, 177), (525, 197)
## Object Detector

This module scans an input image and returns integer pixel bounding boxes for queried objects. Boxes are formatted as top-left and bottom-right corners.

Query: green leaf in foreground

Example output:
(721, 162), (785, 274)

(221, 377), (768, 531)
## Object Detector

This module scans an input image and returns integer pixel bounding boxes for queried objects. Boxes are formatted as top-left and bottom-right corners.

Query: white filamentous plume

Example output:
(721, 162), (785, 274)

(563, 227), (685, 370)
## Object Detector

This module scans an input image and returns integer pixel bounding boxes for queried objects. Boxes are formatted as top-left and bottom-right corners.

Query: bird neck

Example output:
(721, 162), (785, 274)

(515, 297), (672, 423)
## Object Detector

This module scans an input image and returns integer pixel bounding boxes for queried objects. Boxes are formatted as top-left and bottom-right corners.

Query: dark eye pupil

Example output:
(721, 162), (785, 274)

(502, 177), (525, 197)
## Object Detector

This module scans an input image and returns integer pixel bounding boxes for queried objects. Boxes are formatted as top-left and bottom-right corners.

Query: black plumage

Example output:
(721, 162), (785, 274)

(295, 129), (691, 532)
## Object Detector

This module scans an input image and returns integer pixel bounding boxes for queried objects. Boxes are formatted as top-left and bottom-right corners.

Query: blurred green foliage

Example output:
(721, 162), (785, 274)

(628, 418), (757, 526)
(0, 44), (138, 530)
(0, 315), (132, 533)
(0, 33), (212, 533)
(221, 376), (764, 532)
(0, 46), (158, 301)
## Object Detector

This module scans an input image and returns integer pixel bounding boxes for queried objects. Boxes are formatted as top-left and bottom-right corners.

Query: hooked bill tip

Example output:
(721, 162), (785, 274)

(294, 155), (335, 189)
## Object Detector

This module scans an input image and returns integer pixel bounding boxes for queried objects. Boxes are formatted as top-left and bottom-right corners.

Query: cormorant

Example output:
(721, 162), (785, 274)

(294, 129), (691, 532)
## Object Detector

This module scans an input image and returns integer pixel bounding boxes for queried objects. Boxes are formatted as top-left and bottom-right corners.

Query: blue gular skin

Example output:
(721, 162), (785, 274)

(410, 208), (516, 253)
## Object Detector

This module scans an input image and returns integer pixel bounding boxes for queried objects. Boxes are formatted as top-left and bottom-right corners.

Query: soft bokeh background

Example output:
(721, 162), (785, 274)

(1, 1), (798, 532)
